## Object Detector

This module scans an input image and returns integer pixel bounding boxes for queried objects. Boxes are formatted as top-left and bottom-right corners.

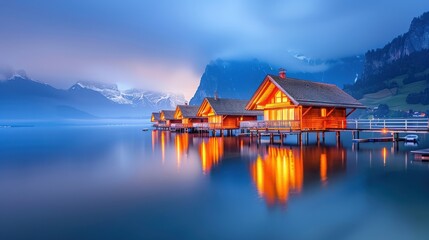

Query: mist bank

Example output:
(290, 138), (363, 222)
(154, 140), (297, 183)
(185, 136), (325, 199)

(0, 118), (152, 128)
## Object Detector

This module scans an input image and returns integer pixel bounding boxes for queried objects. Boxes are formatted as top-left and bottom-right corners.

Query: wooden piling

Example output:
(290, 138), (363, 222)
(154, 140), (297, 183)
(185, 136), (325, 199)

(336, 131), (340, 144)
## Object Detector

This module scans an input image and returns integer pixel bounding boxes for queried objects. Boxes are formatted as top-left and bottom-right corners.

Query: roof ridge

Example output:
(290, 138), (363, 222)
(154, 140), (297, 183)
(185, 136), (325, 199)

(206, 97), (249, 101)
(268, 74), (337, 87)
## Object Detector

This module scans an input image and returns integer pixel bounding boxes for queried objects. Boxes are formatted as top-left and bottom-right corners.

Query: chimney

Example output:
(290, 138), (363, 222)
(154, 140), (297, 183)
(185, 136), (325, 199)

(214, 91), (218, 100)
(279, 68), (286, 79)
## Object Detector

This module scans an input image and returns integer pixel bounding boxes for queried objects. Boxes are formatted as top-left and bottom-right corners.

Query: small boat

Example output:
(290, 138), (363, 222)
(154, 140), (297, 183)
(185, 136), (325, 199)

(142, 128), (149, 131)
(404, 134), (419, 142)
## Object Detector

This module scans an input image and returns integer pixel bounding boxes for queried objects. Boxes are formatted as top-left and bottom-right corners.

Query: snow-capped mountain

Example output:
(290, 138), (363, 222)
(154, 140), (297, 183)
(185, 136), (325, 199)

(123, 89), (186, 109)
(0, 70), (187, 119)
(75, 81), (186, 110)
(76, 81), (132, 104)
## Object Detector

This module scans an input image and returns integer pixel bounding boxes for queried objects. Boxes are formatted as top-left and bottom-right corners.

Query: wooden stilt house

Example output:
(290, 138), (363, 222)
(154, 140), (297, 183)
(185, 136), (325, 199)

(245, 71), (365, 131)
(173, 105), (208, 131)
(160, 110), (181, 130)
(196, 97), (262, 130)
(151, 112), (161, 129)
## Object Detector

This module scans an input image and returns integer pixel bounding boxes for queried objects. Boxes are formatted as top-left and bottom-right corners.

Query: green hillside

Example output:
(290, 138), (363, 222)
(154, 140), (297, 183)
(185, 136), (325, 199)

(359, 68), (429, 111)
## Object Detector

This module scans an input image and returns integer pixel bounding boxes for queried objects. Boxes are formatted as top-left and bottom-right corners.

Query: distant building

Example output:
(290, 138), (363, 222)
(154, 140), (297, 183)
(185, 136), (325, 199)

(151, 112), (161, 129)
(160, 110), (181, 130)
(173, 105), (207, 131)
(196, 97), (262, 130)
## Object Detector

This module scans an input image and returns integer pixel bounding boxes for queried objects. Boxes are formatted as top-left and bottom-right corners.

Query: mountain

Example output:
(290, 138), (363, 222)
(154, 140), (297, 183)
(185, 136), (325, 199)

(362, 12), (429, 77)
(189, 59), (276, 105)
(345, 11), (429, 112)
(0, 75), (95, 119)
(189, 57), (364, 106)
(76, 81), (186, 110)
(0, 74), (185, 119)
(289, 55), (364, 87)
(75, 81), (132, 104)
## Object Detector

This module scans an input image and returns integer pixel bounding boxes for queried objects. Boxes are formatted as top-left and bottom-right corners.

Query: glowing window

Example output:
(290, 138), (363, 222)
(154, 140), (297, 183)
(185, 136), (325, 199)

(321, 108), (327, 117)
(289, 109), (295, 120)
(264, 109), (295, 120)
(209, 116), (222, 124)
(274, 90), (288, 103)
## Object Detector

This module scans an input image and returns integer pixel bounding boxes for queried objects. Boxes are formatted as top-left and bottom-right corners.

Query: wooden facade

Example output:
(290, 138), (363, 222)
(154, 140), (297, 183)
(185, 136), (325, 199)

(245, 74), (365, 131)
(151, 112), (162, 129)
(196, 97), (262, 130)
(173, 105), (207, 130)
(160, 110), (181, 129)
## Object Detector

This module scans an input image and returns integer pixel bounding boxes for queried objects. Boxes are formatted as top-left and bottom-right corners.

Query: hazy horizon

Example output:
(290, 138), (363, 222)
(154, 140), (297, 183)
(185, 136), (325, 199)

(0, 1), (428, 100)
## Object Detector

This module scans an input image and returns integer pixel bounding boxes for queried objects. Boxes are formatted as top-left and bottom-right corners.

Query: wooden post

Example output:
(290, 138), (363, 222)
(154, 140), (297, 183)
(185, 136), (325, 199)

(393, 132), (399, 142)
(316, 132), (320, 144)
(298, 133), (302, 145)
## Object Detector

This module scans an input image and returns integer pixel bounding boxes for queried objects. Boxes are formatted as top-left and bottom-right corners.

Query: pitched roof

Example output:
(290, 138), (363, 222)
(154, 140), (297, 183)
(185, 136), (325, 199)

(151, 112), (160, 121)
(261, 75), (365, 108)
(161, 110), (176, 120)
(176, 105), (200, 118)
(203, 97), (263, 116)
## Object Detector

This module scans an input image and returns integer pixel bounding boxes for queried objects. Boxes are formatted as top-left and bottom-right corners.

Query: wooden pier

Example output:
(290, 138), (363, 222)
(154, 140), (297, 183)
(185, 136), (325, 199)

(411, 149), (429, 161)
(346, 118), (429, 133)
(237, 118), (429, 145)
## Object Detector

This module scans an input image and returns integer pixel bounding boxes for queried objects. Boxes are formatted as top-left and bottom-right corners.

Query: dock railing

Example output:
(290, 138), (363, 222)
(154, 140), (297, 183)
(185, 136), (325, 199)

(170, 123), (181, 128)
(240, 120), (301, 130)
(346, 118), (429, 130)
(193, 122), (210, 130)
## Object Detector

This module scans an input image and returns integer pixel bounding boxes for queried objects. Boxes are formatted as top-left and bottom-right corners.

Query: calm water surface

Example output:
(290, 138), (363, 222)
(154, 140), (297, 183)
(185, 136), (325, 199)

(1, 125), (429, 239)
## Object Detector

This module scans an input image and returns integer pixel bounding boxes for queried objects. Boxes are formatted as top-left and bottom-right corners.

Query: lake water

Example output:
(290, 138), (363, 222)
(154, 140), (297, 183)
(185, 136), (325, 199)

(1, 125), (429, 239)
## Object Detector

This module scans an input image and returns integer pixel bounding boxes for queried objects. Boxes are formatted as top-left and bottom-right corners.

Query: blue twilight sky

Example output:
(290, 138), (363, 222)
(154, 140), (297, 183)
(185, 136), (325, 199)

(0, 1), (428, 99)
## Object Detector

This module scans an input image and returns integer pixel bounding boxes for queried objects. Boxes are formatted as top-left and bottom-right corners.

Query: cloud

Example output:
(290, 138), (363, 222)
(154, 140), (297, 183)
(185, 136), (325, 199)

(0, 0), (427, 99)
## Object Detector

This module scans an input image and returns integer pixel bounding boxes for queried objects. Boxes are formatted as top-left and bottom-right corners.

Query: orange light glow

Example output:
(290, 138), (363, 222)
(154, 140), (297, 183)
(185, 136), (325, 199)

(382, 147), (387, 166)
(381, 128), (388, 134)
(320, 153), (327, 185)
(151, 130), (157, 152)
(175, 134), (189, 168)
(250, 147), (303, 206)
(160, 131), (167, 163)
(198, 138), (224, 174)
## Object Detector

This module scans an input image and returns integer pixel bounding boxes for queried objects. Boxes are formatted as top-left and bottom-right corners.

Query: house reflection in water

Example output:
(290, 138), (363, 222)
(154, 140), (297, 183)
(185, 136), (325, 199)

(199, 138), (224, 174)
(251, 146), (346, 207)
(174, 134), (189, 167)
(151, 130), (171, 163)
(251, 147), (303, 206)
(151, 131), (195, 169)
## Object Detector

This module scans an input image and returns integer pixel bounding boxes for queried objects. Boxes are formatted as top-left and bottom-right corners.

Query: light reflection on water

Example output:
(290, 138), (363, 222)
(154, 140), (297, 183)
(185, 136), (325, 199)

(2, 127), (429, 239)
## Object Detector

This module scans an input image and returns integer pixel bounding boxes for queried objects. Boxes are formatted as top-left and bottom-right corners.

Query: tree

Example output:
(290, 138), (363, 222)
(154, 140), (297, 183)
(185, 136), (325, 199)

(374, 104), (390, 118)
